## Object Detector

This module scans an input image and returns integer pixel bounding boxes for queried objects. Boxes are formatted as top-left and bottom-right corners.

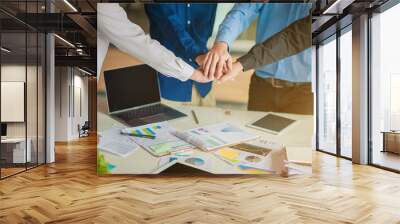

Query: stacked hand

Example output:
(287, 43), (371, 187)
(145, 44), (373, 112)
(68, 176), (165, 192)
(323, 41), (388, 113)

(190, 42), (243, 83)
(202, 42), (232, 80)
(190, 69), (213, 83)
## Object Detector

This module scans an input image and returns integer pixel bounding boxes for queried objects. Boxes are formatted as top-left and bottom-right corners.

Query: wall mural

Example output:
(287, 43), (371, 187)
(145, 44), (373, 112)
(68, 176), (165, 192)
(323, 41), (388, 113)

(96, 2), (313, 175)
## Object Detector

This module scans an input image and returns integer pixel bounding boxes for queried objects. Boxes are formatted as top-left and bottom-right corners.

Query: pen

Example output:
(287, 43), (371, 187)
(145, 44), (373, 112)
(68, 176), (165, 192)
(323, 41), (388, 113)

(191, 110), (199, 124)
(121, 132), (156, 139)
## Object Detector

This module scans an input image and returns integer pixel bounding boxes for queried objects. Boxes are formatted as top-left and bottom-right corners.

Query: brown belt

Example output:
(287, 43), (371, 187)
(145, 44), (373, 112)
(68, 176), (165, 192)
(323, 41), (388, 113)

(264, 77), (310, 88)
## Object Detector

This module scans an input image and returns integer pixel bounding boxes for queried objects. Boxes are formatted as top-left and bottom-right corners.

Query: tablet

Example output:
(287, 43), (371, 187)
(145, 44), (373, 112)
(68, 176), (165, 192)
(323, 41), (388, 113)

(247, 113), (296, 135)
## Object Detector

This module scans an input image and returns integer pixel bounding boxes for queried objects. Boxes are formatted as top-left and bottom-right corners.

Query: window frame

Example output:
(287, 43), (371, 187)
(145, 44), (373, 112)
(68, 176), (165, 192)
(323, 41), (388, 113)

(0, 1), (48, 180)
(367, 0), (400, 173)
(315, 24), (353, 160)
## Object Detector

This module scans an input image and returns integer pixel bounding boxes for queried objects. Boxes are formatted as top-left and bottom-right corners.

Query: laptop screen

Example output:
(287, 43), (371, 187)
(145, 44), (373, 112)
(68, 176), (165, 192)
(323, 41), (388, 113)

(104, 65), (160, 113)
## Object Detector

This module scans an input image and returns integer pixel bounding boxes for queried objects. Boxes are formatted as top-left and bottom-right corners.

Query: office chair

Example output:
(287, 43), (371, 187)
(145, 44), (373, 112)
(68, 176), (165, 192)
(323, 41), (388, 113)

(78, 121), (90, 138)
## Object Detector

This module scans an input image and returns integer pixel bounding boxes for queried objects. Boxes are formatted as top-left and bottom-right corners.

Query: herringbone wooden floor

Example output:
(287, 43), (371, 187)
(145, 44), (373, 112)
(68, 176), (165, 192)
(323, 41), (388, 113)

(1, 135), (400, 224)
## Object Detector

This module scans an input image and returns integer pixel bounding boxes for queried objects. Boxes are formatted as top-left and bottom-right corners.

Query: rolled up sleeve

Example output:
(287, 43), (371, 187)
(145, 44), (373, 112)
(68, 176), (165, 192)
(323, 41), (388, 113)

(97, 3), (194, 81)
(216, 3), (261, 48)
(238, 15), (312, 71)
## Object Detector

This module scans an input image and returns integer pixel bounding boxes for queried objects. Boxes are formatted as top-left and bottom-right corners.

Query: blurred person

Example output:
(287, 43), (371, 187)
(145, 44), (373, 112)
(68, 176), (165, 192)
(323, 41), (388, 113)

(204, 3), (313, 114)
(145, 3), (217, 107)
(219, 15), (311, 82)
(97, 3), (210, 83)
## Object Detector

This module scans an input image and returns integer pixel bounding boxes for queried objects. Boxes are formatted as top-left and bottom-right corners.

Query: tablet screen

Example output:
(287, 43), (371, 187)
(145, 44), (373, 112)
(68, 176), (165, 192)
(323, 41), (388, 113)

(251, 114), (295, 133)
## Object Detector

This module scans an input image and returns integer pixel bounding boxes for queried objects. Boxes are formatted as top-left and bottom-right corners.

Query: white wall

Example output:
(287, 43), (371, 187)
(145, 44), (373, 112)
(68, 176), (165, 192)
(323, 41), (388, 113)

(71, 73), (89, 138)
(55, 67), (69, 141)
(54, 67), (89, 141)
(1, 65), (26, 140)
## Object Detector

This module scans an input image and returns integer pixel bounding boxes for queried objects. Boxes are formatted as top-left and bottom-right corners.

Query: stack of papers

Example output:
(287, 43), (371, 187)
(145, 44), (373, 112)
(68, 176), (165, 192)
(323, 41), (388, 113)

(231, 138), (284, 156)
(98, 125), (139, 157)
(121, 122), (195, 157)
(214, 147), (274, 174)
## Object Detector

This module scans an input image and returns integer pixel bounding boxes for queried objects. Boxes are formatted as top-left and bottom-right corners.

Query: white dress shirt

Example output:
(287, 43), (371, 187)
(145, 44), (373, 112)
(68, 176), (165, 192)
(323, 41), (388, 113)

(97, 3), (194, 81)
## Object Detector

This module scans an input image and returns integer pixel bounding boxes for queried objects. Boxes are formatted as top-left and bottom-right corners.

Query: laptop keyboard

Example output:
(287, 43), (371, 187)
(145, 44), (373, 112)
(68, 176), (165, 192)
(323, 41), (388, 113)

(116, 104), (166, 120)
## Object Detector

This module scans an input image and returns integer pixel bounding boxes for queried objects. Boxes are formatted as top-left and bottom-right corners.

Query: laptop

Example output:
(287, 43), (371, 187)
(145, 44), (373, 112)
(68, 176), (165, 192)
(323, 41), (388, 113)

(104, 65), (187, 126)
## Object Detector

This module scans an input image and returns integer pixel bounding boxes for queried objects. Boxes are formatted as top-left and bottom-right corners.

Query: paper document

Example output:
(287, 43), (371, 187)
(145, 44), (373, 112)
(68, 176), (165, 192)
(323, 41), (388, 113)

(152, 156), (180, 174)
(152, 155), (214, 174)
(172, 122), (258, 151)
(122, 122), (195, 157)
(181, 155), (213, 173)
(98, 125), (139, 157)
(214, 148), (274, 174)
(215, 148), (270, 169)
(231, 138), (285, 156)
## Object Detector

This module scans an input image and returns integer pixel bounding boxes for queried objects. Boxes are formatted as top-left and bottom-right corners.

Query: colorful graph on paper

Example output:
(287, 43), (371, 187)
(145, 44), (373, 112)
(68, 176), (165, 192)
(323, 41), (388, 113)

(123, 122), (196, 157)
(129, 125), (162, 137)
(178, 123), (258, 151)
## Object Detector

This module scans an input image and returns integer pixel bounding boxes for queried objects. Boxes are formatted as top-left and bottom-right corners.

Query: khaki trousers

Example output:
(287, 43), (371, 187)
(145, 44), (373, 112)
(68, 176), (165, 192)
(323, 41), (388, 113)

(161, 84), (216, 108)
(248, 74), (313, 115)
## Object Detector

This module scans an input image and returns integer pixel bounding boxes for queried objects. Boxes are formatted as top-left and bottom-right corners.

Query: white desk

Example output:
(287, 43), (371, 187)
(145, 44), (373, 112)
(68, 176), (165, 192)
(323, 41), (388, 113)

(98, 106), (313, 175)
(1, 138), (31, 163)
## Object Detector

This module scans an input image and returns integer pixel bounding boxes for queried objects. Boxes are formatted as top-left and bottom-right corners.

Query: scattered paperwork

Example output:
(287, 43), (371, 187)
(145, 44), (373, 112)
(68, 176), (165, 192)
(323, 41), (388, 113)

(122, 122), (195, 157)
(98, 125), (139, 157)
(172, 122), (258, 151)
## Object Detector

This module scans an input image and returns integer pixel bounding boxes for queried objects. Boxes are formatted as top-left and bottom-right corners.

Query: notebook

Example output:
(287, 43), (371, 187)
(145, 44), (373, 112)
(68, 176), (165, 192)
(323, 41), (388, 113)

(172, 122), (258, 151)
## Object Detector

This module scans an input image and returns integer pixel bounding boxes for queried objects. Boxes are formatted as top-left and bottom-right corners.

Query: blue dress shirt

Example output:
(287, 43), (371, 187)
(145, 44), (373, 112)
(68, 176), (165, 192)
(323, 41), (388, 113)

(216, 3), (312, 83)
(145, 3), (217, 102)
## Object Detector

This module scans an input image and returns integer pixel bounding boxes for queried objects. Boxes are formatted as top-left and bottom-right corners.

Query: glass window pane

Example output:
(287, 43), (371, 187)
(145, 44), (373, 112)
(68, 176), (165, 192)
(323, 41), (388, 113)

(340, 29), (352, 158)
(1, 31), (28, 177)
(1, 0), (46, 179)
(318, 37), (337, 154)
(371, 3), (400, 171)
(38, 33), (45, 165)
(26, 0), (39, 169)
